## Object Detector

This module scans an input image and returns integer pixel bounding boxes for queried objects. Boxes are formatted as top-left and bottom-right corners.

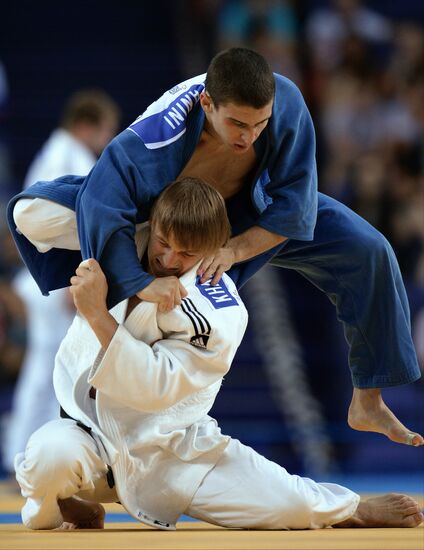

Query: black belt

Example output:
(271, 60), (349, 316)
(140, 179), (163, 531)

(59, 406), (115, 489)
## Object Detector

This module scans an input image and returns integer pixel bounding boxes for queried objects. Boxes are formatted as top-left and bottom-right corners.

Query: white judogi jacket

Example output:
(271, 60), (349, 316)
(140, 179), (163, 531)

(53, 224), (248, 529)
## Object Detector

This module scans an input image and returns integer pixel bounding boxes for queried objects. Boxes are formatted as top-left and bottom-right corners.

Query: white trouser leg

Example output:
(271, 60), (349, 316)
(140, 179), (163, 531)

(13, 198), (79, 252)
(186, 438), (360, 530)
(15, 419), (116, 530)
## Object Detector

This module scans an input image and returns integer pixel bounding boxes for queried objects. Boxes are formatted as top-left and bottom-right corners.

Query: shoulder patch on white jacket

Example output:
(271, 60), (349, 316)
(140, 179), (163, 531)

(195, 276), (239, 310)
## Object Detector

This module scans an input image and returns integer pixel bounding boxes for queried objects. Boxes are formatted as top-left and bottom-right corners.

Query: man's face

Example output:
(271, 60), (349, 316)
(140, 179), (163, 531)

(147, 223), (205, 278)
(200, 92), (273, 154)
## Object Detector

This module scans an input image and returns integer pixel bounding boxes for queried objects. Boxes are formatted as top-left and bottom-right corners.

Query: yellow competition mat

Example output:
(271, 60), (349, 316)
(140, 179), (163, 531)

(1, 480), (423, 550)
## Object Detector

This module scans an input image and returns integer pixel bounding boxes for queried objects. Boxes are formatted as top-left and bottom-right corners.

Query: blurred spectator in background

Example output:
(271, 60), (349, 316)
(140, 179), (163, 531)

(0, 202), (26, 415)
(305, 0), (392, 74)
(0, 57), (24, 462)
(172, 0), (223, 79)
(387, 22), (424, 91)
(217, 0), (301, 83)
(172, 0), (299, 81)
(1, 90), (120, 475)
(23, 90), (120, 184)
(0, 280), (25, 388)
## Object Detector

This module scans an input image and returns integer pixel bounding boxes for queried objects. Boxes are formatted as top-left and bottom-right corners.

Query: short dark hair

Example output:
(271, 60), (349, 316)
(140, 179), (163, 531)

(205, 48), (275, 108)
(151, 177), (231, 254)
(60, 89), (120, 129)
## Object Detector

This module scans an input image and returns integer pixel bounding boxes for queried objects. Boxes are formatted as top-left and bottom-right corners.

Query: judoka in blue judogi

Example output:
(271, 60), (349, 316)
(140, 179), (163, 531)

(8, 48), (422, 446)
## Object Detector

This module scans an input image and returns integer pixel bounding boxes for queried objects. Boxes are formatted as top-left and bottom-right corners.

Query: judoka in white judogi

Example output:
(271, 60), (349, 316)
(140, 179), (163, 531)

(15, 222), (360, 530)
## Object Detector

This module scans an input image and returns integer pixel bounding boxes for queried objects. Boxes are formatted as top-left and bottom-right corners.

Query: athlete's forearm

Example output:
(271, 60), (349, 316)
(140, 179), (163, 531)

(228, 226), (287, 263)
(70, 259), (119, 349)
(85, 310), (118, 350)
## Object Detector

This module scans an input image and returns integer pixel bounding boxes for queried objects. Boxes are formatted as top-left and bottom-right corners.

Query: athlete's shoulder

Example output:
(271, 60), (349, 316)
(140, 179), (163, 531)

(127, 74), (206, 150)
(271, 73), (311, 137)
(181, 274), (247, 351)
(185, 272), (247, 328)
(158, 271), (247, 353)
(273, 72), (307, 113)
(273, 72), (302, 96)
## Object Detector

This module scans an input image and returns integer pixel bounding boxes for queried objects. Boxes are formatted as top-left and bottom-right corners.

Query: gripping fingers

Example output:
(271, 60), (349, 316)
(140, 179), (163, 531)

(70, 275), (80, 286)
(158, 282), (186, 313)
(158, 288), (175, 313)
(198, 257), (214, 281)
(75, 267), (89, 277)
(79, 259), (92, 270)
(200, 264), (216, 284)
(201, 260), (225, 284)
(79, 258), (99, 271)
(159, 299), (173, 313)
(179, 282), (188, 299)
(210, 266), (225, 286)
(76, 259), (100, 278)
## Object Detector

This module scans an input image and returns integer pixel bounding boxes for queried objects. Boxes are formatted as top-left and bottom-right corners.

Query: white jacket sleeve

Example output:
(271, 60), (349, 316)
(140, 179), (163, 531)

(87, 310), (246, 413)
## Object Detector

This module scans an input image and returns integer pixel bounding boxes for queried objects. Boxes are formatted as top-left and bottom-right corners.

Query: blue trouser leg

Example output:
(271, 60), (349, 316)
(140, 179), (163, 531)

(230, 193), (420, 389)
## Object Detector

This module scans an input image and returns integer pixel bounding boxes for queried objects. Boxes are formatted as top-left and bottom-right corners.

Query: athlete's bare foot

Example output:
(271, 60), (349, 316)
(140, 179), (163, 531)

(334, 494), (423, 528)
(56, 496), (105, 529)
(348, 388), (424, 446)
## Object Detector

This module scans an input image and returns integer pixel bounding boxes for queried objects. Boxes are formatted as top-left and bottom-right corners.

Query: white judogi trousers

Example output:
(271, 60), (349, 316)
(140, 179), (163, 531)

(15, 419), (359, 531)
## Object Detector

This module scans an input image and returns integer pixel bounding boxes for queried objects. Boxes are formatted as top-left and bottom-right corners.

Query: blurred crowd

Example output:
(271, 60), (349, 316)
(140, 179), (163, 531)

(0, 0), (423, 474)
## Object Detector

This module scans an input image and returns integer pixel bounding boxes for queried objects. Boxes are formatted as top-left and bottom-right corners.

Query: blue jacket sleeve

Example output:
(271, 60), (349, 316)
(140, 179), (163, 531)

(76, 131), (165, 309)
(7, 176), (84, 296)
(256, 75), (318, 241)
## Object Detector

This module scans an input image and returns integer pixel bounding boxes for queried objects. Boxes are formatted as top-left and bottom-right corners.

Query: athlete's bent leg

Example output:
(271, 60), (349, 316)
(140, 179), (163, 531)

(15, 419), (111, 529)
(271, 193), (422, 445)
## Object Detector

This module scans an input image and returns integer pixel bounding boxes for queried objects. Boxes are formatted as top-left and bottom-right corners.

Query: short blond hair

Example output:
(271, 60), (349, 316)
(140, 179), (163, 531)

(151, 178), (231, 254)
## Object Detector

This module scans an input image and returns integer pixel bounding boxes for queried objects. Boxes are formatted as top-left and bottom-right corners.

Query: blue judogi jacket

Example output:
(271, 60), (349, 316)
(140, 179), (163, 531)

(8, 73), (317, 309)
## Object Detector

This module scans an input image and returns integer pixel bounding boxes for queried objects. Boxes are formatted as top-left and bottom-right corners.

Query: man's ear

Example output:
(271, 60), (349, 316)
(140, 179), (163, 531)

(200, 91), (214, 113)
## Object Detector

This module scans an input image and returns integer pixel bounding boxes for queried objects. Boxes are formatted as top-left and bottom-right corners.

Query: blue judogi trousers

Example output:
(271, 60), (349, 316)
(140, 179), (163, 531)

(229, 193), (420, 389)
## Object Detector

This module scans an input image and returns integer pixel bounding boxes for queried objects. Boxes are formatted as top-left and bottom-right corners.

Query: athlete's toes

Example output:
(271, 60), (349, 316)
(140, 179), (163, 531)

(403, 433), (424, 447)
(402, 512), (424, 528)
(402, 503), (422, 517)
(388, 430), (423, 446)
